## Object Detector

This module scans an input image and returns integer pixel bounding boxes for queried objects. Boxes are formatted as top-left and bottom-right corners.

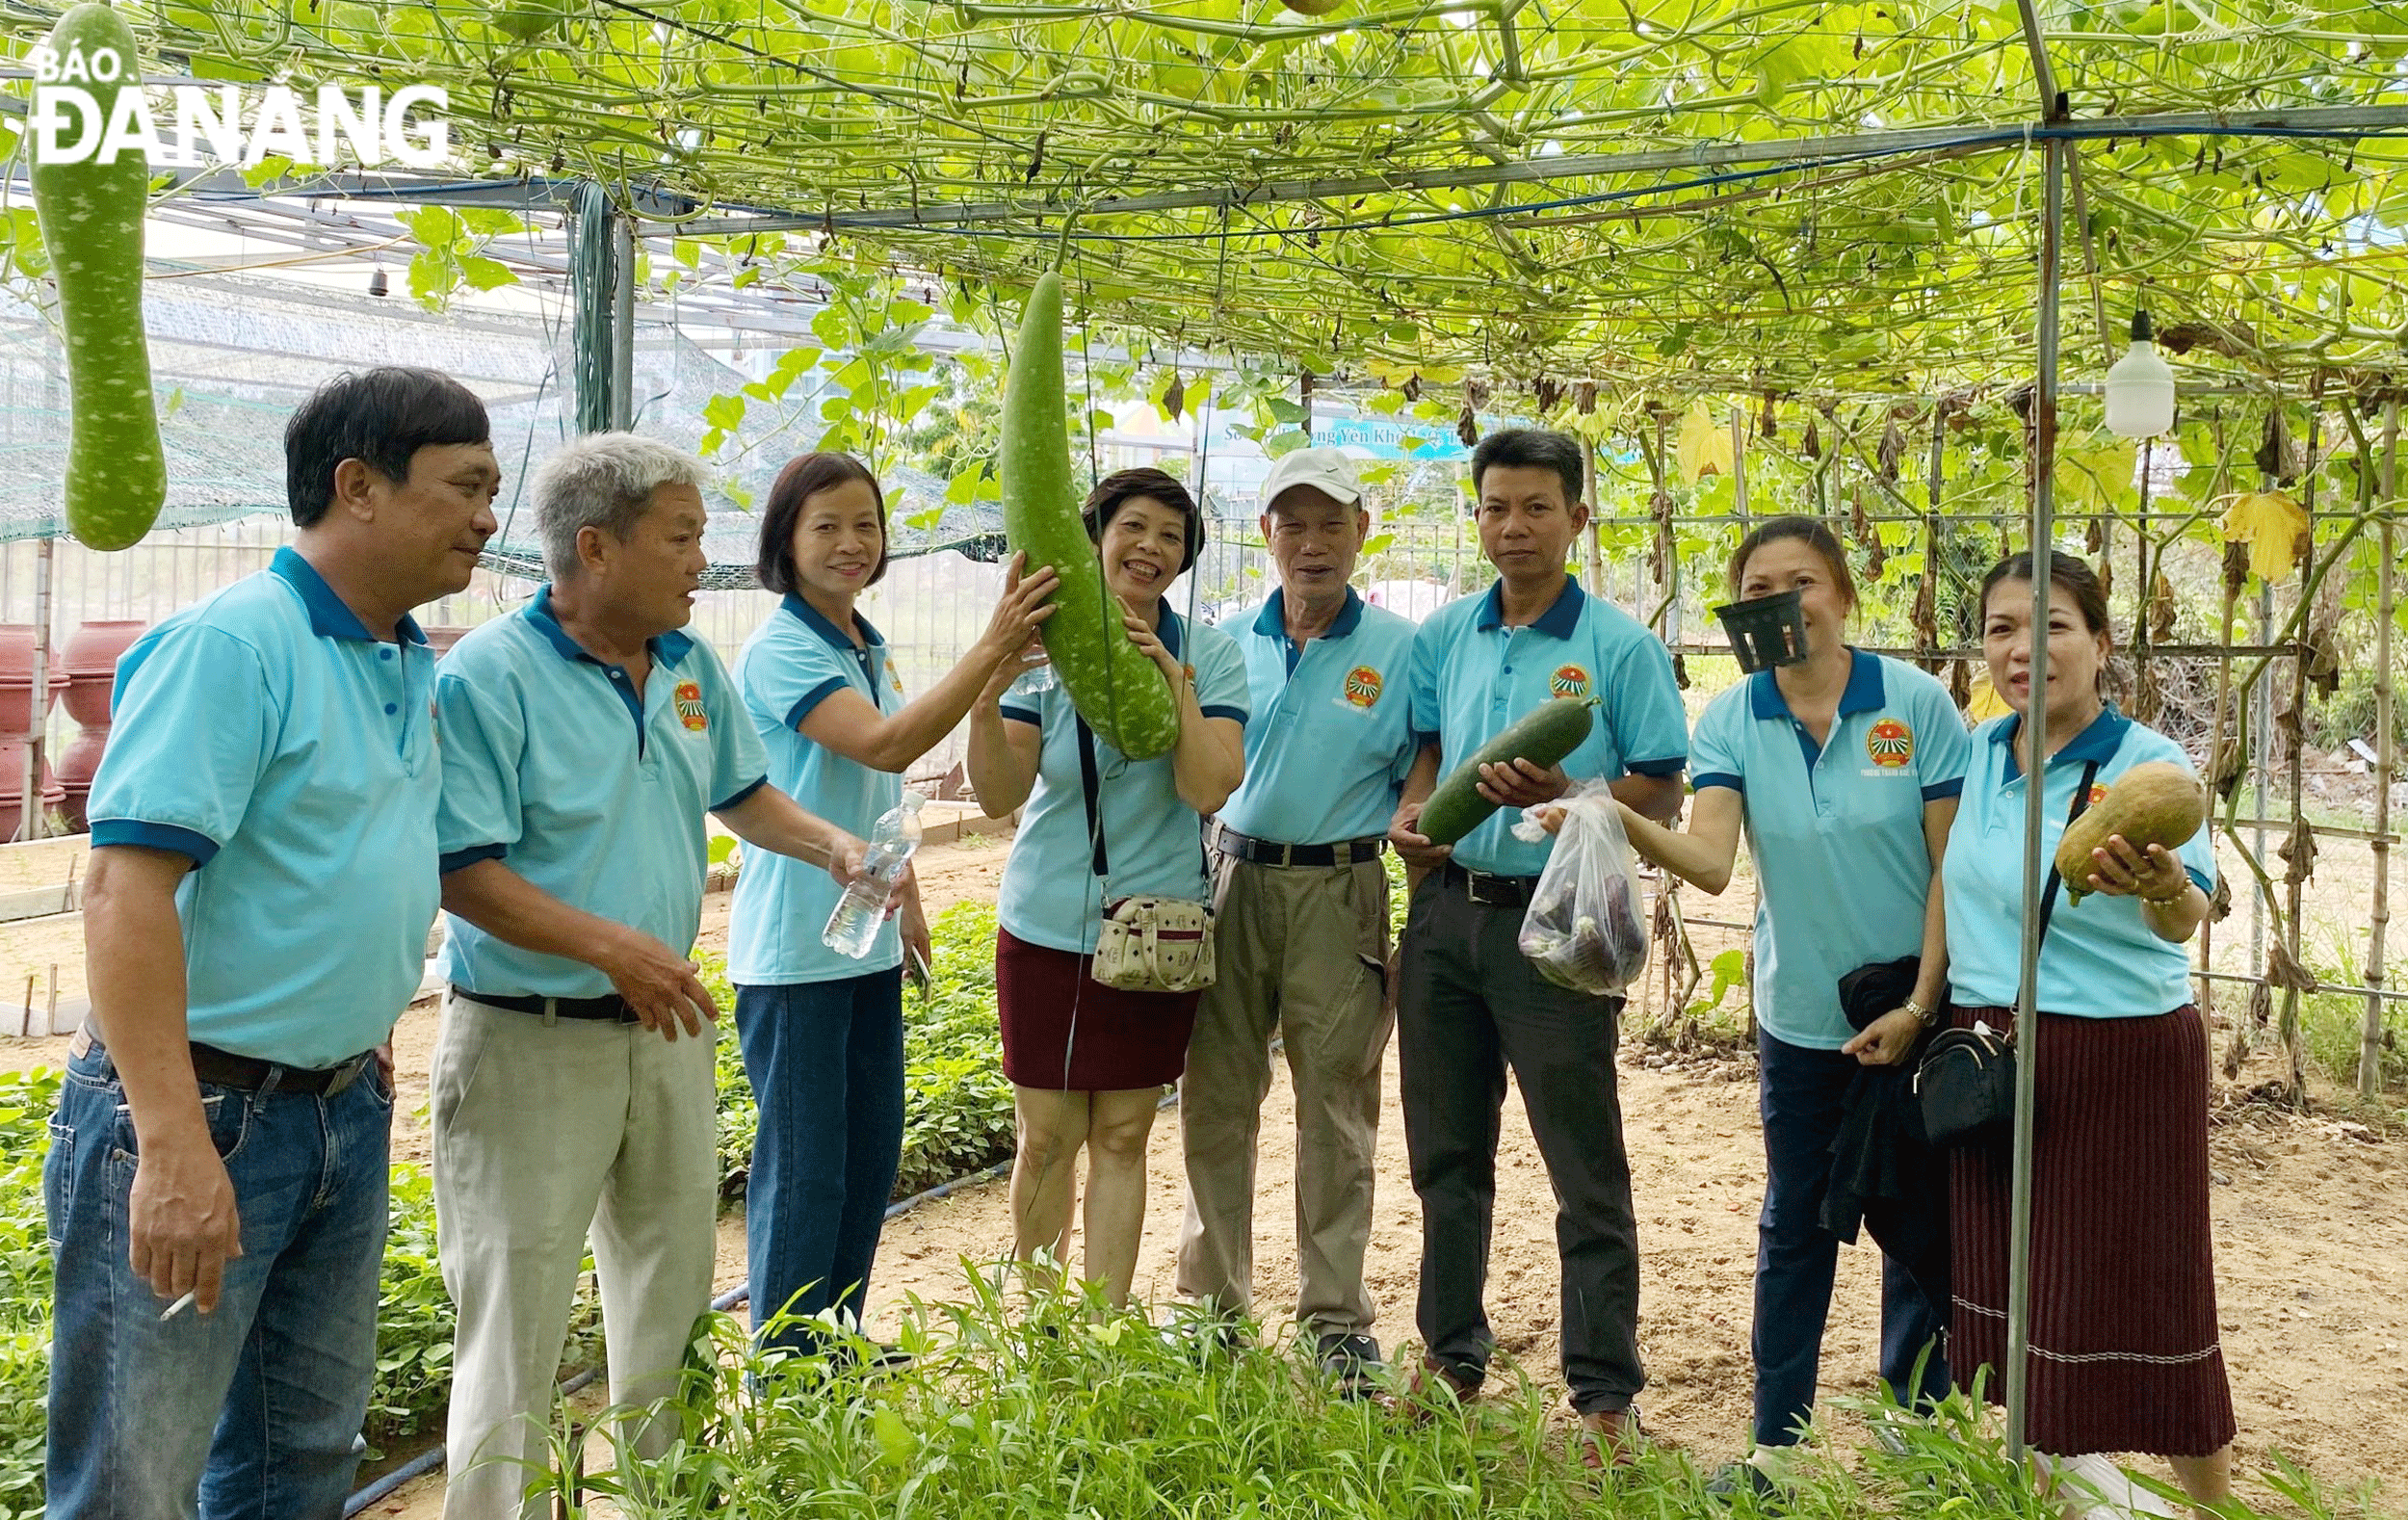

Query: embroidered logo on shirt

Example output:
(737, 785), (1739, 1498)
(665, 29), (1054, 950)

(1344, 665), (1384, 708)
(674, 680), (709, 732)
(1866, 717), (1914, 768)
(2088, 782), (2109, 806)
(1548, 664), (1591, 698)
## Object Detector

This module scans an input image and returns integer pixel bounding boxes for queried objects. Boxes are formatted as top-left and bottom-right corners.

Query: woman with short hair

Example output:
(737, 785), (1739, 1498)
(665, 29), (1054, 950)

(729, 451), (1056, 1357)
(967, 466), (1248, 1308)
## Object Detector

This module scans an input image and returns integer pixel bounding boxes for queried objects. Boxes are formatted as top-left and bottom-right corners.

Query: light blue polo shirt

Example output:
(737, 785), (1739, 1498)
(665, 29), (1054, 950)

(86, 547), (440, 1068)
(1406, 578), (1688, 878)
(994, 607), (1249, 954)
(1690, 650), (1971, 1050)
(434, 586), (769, 1000)
(1218, 589), (1419, 846)
(728, 593), (905, 984)
(1945, 705), (2216, 1017)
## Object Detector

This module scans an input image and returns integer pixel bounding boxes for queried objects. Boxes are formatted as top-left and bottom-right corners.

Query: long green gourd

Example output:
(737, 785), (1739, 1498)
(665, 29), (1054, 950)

(30, 2), (167, 552)
(1418, 696), (1599, 846)
(998, 272), (1178, 761)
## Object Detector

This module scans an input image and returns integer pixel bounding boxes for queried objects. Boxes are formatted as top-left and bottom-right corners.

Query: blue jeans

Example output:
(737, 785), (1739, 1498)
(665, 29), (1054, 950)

(44, 1039), (393, 1520)
(733, 972), (904, 1351)
(1754, 1031), (1950, 1447)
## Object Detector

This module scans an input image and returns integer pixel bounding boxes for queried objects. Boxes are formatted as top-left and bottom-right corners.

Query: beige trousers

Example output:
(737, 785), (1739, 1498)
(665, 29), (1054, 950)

(1175, 853), (1394, 1338)
(431, 994), (719, 1520)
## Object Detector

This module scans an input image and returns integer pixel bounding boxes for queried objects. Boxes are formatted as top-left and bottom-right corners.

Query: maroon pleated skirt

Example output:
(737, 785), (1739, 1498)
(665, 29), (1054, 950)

(995, 927), (1202, 1091)
(1949, 1003), (2237, 1457)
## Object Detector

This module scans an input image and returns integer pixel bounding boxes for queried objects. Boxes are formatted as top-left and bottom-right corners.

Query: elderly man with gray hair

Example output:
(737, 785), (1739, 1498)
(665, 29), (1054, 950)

(431, 432), (869, 1519)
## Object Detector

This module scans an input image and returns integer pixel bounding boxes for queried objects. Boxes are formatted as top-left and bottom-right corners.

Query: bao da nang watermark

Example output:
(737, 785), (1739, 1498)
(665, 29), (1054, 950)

(15, 40), (449, 169)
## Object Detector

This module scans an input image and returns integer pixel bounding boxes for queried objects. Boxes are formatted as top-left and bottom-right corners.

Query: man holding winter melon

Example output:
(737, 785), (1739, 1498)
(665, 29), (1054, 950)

(1174, 446), (1419, 1393)
(51, 368), (498, 1519)
(1386, 427), (1687, 1465)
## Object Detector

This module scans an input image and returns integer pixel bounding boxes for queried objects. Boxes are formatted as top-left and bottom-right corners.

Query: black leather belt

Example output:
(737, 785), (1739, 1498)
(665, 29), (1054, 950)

(1440, 862), (1542, 908)
(188, 1041), (372, 1096)
(454, 987), (641, 1024)
(1212, 823), (1388, 869)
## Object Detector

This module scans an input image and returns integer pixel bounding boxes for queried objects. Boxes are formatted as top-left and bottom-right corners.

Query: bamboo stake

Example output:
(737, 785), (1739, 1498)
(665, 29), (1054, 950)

(2368, 399), (2400, 1101)
(2278, 402), (2319, 1101)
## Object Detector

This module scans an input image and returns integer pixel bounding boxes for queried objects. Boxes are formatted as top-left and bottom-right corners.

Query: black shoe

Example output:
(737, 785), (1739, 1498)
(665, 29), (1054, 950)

(1315, 1332), (1386, 1399)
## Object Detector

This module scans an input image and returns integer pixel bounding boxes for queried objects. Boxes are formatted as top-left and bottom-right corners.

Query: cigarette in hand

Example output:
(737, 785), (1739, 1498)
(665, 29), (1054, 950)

(159, 1290), (198, 1322)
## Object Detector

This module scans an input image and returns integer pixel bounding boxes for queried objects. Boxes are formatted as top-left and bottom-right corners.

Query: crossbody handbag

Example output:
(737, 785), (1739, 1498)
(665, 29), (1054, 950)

(1915, 758), (2099, 1149)
(1075, 714), (1217, 995)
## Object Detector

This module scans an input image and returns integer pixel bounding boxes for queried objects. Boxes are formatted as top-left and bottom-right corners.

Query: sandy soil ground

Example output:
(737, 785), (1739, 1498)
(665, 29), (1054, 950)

(9, 834), (2403, 1516)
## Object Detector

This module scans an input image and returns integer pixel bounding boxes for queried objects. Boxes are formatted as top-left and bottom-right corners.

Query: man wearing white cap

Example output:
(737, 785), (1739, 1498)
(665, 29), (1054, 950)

(1176, 446), (1419, 1392)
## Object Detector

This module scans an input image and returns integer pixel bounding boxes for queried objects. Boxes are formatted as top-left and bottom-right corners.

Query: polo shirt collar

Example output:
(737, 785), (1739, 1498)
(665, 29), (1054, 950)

(1474, 576), (1584, 638)
(1252, 587), (1365, 641)
(782, 591), (887, 652)
(1748, 647), (1886, 721)
(270, 547), (426, 645)
(1157, 600), (1186, 662)
(525, 584), (694, 668)
(1993, 701), (2132, 780)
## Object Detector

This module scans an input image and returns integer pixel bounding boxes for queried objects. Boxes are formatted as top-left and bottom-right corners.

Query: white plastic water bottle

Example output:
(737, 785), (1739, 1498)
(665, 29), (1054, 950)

(823, 790), (927, 958)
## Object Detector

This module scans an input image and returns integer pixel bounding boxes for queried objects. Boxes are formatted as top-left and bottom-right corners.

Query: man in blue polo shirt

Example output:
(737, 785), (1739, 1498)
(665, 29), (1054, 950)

(49, 368), (498, 1520)
(1175, 447), (1418, 1392)
(430, 434), (868, 1520)
(1388, 427), (1687, 1464)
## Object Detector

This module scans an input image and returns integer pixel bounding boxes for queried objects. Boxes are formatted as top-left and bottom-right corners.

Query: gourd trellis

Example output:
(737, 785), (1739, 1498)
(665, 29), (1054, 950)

(2, 0), (2404, 1463)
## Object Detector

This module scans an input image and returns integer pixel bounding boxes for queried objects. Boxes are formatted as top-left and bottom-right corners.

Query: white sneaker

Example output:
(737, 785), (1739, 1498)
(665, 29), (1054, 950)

(2046, 1452), (2182, 1520)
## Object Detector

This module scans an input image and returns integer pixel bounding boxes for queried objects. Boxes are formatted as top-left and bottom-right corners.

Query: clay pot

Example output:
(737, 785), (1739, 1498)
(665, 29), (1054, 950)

(61, 619), (146, 727)
(0, 739), (65, 840)
(422, 625), (474, 657)
(56, 728), (103, 832)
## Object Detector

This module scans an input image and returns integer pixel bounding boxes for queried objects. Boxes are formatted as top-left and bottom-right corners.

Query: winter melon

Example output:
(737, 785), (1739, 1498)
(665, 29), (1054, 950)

(998, 273), (1178, 761)
(1417, 696), (1598, 847)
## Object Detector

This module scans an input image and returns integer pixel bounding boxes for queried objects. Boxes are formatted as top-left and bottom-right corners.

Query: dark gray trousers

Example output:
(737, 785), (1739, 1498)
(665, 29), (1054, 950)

(1396, 872), (1644, 1414)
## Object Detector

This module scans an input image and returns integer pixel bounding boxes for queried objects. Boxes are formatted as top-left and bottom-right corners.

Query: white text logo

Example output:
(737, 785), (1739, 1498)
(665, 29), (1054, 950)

(19, 44), (449, 169)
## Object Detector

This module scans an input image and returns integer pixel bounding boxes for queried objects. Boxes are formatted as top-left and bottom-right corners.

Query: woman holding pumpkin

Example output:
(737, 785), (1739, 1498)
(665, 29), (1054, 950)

(1942, 551), (2231, 1511)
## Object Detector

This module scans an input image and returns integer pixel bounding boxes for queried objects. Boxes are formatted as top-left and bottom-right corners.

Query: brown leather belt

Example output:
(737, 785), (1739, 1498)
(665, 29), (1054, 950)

(186, 1041), (372, 1096)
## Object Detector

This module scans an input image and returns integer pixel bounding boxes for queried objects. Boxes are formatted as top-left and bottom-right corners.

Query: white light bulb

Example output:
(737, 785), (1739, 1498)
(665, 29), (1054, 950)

(2104, 310), (2176, 438)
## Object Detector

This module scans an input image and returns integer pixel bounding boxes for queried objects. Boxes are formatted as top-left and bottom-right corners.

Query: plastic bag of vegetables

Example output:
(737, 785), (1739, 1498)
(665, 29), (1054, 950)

(1511, 780), (1649, 996)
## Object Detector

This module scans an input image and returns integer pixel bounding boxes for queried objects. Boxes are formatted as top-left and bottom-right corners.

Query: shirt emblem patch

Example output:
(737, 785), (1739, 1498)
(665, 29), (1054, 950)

(674, 680), (709, 732)
(2088, 782), (2109, 806)
(1344, 665), (1384, 708)
(1866, 717), (1914, 768)
(1548, 664), (1591, 698)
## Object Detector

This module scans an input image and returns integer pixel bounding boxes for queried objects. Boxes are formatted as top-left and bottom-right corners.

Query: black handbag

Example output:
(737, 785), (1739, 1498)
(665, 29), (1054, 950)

(1915, 759), (2100, 1149)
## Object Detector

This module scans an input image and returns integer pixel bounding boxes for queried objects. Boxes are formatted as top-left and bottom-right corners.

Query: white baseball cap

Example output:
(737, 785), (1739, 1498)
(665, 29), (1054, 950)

(1258, 446), (1366, 513)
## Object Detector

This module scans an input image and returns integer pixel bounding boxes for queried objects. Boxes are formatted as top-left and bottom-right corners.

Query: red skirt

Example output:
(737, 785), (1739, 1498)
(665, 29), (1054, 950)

(1949, 1003), (2237, 1457)
(995, 927), (1202, 1091)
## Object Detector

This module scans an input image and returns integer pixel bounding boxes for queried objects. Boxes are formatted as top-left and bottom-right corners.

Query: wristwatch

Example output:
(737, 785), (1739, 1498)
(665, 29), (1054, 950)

(1902, 997), (1936, 1028)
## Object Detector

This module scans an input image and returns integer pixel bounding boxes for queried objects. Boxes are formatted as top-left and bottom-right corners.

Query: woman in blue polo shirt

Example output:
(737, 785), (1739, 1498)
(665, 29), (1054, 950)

(1943, 552), (2233, 1507)
(967, 466), (1248, 1309)
(729, 451), (1058, 1357)
(1573, 516), (1966, 1480)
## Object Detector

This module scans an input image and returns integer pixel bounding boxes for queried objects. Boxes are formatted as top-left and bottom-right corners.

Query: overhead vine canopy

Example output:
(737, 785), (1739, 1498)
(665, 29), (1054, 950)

(8, 0), (2407, 396)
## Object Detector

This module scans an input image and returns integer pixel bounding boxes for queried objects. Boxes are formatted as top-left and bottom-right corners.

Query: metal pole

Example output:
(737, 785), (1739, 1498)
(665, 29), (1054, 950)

(2004, 134), (2064, 1466)
(2369, 400), (2401, 1100)
(1731, 403), (1749, 525)
(27, 535), (49, 842)
(611, 214), (636, 432)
